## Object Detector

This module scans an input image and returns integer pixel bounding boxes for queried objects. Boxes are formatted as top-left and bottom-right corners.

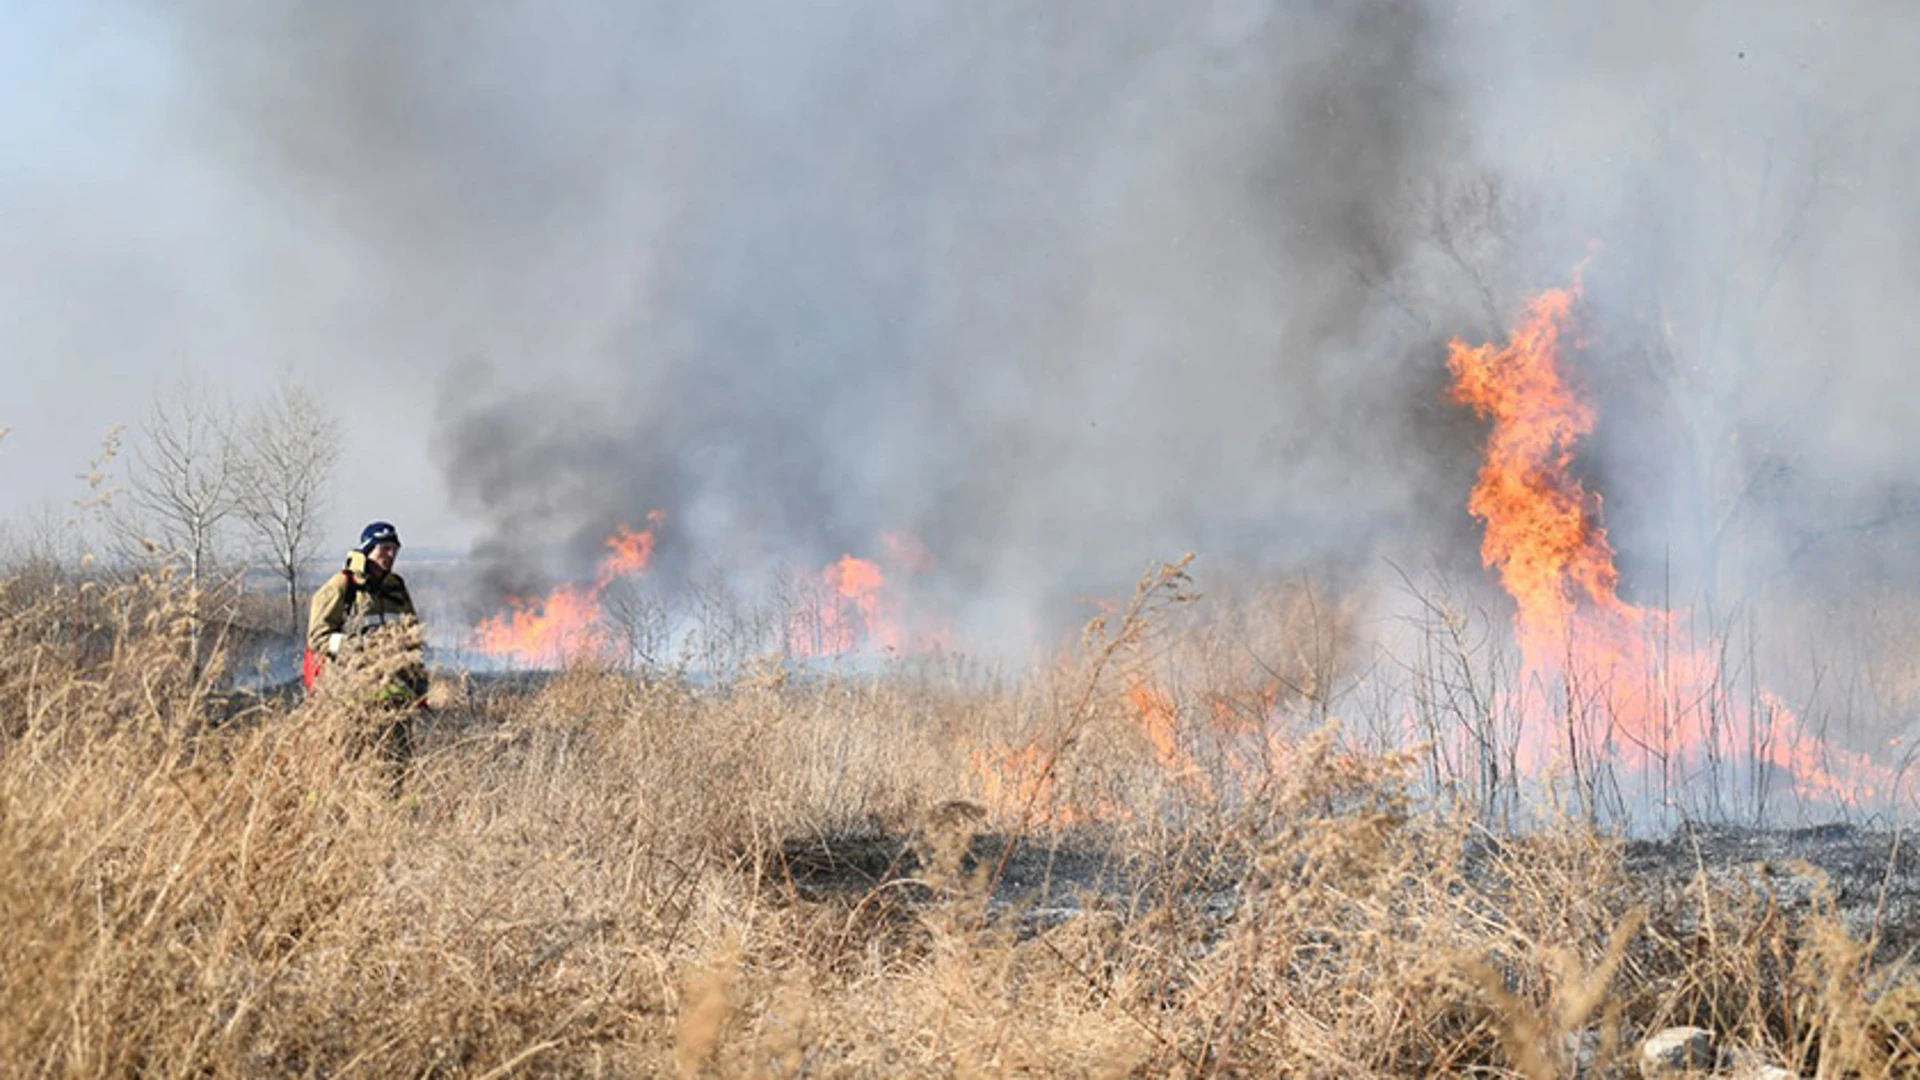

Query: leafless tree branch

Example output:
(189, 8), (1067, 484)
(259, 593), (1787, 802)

(124, 381), (238, 671)
(231, 375), (344, 644)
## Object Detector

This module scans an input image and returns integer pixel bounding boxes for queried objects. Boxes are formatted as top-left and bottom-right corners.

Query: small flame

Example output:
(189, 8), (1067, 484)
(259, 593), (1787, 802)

(787, 533), (949, 658)
(470, 512), (665, 666)
(969, 745), (1086, 828)
(597, 515), (663, 583)
(1125, 678), (1209, 789)
(1757, 692), (1884, 804)
(968, 676), (1313, 829)
(879, 530), (937, 574)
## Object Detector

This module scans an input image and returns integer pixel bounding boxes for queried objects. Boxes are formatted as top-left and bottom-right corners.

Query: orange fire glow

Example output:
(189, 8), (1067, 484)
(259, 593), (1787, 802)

(879, 530), (937, 574)
(470, 511), (665, 665)
(1125, 678), (1209, 790)
(969, 744), (1089, 829)
(1449, 284), (1887, 805)
(598, 520), (660, 582)
(787, 534), (950, 658)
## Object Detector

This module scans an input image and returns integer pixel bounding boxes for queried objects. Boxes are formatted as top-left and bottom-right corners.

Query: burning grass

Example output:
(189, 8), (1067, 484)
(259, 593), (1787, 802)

(1443, 277), (1909, 822)
(6, 568), (1920, 1077)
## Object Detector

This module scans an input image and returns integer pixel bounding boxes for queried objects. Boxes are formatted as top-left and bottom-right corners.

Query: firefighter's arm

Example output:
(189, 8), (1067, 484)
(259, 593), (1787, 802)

(307, 575), (348, 656)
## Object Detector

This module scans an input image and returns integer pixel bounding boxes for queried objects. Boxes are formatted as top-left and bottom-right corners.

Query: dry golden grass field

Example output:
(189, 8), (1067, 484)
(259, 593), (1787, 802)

(6, 562), (1920, 1078)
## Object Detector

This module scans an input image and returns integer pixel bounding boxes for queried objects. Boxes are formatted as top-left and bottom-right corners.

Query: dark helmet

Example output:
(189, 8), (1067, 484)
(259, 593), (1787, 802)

(358, 521), (402, 554)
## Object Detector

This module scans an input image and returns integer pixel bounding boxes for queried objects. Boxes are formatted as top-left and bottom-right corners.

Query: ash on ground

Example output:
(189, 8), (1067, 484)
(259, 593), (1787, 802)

(1623, 822), (1920, 960)
(766, 830), (1137, 933)
(767, 820), (1920, 957)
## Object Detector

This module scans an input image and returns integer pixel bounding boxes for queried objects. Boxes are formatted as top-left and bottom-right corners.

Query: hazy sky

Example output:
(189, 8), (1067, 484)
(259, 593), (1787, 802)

(5, 1), (1917, 631)
(2, 0), (459, 551)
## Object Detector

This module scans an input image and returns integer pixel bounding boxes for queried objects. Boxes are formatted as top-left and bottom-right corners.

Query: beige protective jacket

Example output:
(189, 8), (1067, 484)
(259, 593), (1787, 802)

(307, 551), (419, 656)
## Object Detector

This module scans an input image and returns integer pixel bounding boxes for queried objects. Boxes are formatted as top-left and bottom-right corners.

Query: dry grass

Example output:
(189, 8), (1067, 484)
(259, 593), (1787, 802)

(4, 565), (1920, 1077)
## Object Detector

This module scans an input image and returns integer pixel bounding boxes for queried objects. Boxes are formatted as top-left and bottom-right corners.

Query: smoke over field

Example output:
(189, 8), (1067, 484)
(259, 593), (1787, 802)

(11, 7), (1920, 1073)
(132, 0), (1913, 649)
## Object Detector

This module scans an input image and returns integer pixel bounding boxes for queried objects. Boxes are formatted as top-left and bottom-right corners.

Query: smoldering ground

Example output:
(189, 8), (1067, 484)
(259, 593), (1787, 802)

(138, 0), (1920, 647)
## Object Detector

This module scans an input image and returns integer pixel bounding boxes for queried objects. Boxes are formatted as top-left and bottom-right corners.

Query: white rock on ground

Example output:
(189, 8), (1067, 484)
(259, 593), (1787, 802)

(1640, 1026), (1718, 1075)
(1724, 1048), (1801, 1080)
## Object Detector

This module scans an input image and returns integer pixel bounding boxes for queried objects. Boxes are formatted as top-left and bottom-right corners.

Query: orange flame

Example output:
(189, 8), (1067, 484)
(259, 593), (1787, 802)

(787, 554), (896, 656)
(597, 520), (660, 583)
(1449, 284), (1887, 806)
(470, 511), (665, 665)
(1125, 678), (1210, 790)
(787, 534), (950, 658)
(1447, 285), (1621, 654)
(969, 679), (1303, 829)
(828, 555), (895, 651)
(969, 745), (1089, 829)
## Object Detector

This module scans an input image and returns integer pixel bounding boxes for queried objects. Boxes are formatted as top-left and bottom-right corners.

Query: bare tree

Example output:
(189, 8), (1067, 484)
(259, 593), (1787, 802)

(232, 377), (344, 644)
(125, 382), (237, 666)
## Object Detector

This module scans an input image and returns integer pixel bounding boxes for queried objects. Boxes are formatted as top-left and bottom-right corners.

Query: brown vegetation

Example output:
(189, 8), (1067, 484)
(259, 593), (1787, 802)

(3, 564), (1919, 1077)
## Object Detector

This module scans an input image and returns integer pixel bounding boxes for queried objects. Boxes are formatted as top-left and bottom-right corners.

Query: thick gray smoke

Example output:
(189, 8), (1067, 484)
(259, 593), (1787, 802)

(154, 0), (1920, 642)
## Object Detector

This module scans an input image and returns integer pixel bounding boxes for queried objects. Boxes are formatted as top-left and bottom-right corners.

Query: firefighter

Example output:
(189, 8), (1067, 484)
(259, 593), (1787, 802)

(305, 521), (428, 782)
